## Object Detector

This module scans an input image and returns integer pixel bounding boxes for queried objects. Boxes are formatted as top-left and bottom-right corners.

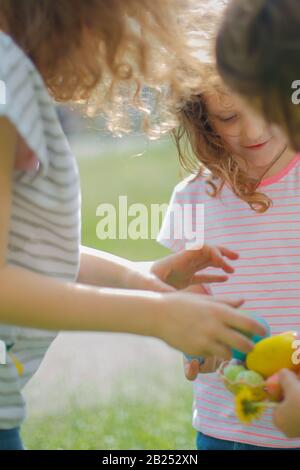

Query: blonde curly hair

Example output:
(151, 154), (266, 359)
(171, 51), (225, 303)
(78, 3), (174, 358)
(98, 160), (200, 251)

(173, 1), (272, 213)
(0, 0), (203, 135)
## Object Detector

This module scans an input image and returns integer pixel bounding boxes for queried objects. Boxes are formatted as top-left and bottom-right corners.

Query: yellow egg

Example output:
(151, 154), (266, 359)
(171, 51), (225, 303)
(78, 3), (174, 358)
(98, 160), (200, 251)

(246, 331), (300, 378)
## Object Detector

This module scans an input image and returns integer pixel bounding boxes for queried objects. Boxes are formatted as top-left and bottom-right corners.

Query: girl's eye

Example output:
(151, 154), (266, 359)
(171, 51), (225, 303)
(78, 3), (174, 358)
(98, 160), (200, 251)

(219, 114), (238, 122)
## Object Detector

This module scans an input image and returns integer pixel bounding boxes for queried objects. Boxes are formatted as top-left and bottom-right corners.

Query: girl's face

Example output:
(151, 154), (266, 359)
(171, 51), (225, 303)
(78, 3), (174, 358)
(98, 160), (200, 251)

(205, 91), (288, 169)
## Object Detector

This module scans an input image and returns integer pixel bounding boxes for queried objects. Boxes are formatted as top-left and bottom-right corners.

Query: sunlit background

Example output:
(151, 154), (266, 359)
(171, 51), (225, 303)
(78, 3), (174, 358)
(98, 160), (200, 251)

(22, 106), (195, 450)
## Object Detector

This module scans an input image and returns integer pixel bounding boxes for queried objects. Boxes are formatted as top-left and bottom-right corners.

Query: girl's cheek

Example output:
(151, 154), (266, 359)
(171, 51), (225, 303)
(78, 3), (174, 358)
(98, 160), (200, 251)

(218, 133), (239, 153)
(269, 123), (286, 140)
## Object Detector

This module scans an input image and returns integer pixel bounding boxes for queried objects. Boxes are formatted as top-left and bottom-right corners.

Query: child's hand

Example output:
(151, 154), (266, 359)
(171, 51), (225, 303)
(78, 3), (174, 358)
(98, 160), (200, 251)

(184, 356), (223, 381)
(123, 244), (237, 294)
(158, 292), (266, 359)
(151, 244), (238, 290)
(273, 369), (300, 438)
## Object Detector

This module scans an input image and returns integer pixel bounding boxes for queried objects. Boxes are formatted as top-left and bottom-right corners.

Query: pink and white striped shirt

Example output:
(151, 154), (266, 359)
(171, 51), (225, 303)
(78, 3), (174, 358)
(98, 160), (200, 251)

(158, 153), (300, 448)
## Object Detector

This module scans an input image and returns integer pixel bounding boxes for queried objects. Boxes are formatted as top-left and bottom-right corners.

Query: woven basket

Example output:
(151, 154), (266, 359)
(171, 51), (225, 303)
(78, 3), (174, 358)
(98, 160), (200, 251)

(217, 361), (267, 401)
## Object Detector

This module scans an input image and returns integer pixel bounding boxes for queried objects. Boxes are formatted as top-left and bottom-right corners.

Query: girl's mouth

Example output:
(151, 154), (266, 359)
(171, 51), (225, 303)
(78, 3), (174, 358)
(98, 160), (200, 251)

(244, 140), (270, 150)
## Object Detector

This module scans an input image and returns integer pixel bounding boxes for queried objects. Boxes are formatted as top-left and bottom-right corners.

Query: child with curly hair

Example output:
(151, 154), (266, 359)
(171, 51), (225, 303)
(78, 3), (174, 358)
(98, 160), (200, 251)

(158, 30), (300, 447)
(216, 0), (300, 440)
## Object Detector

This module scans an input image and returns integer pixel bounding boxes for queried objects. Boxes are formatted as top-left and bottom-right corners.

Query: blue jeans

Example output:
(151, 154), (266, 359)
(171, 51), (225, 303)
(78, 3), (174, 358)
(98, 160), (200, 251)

(0, 428), (24, 450)
(197, 432), (300, 451)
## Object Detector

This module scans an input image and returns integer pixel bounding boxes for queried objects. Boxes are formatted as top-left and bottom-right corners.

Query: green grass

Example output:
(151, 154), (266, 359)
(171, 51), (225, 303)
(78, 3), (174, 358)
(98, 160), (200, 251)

(21, 135), (196, 450)
(22, 372), (195, 450)
(78, 135), (185, 260)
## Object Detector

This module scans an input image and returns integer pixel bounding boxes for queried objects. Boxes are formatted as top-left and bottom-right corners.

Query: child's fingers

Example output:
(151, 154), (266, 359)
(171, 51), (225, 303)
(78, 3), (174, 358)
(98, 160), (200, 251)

(210, 296), (245, 308)
(210, 247), (236, 274)
(198, 357), (223, 374)
(192, 274), (229, 284)
(219, 306), (266, 338)
(278, 369), (300, 393)
(184, 359), (201, 381)
(217, 246), (240, 260)
(207, 343), (232, 361)
(218, 326), (254, 354)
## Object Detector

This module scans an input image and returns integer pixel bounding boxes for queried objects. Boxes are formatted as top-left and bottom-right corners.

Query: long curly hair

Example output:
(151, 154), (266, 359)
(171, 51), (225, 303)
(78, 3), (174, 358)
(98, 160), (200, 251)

(170, 0), (272, 213)
(173, 65), (272, 213)
(0, 0), (202, 135)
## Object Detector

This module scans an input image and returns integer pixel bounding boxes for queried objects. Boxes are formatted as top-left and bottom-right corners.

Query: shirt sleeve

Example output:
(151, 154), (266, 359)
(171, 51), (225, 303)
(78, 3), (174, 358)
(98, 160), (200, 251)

(157, 185), (187, 253)
(157, 178), (205, 253)
(0, 32), (49, 176)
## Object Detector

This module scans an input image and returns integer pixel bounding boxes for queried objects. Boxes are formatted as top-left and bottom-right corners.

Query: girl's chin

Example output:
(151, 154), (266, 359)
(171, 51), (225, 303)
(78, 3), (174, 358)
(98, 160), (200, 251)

(249, 155), (275, 168)
(243, 145), (278, 168)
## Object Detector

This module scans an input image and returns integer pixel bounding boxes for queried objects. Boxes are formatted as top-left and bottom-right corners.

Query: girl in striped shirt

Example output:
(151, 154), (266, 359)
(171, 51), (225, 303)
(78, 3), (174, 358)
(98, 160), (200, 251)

(158, 55), (300, 448)
(0, 0), (266, 450)
(215, 0), (300, 440)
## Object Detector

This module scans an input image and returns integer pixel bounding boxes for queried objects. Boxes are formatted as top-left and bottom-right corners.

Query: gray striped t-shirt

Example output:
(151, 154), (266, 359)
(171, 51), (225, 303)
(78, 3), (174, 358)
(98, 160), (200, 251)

(0, 31), (81, 429)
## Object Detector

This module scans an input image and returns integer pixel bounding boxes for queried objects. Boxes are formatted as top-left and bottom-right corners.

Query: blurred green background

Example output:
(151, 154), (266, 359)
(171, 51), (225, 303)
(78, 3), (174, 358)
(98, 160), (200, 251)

(79, 134), (183, 260)
(21, 134), (196, 450)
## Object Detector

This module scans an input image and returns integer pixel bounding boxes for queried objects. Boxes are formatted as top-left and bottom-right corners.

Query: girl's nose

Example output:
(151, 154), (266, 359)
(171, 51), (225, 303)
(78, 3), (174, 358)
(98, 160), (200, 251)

(241, 114), (268, 143)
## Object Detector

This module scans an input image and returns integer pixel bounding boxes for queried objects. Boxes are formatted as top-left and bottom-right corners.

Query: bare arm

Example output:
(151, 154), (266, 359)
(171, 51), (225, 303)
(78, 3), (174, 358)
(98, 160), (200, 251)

(0, 117), (266, 357)
(77, 246), (138, 288)
(78, 246), (239, 293)
(0, 117), (162, 335)
(0, 264), (163, 335)
(77, 246), (171, 292)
